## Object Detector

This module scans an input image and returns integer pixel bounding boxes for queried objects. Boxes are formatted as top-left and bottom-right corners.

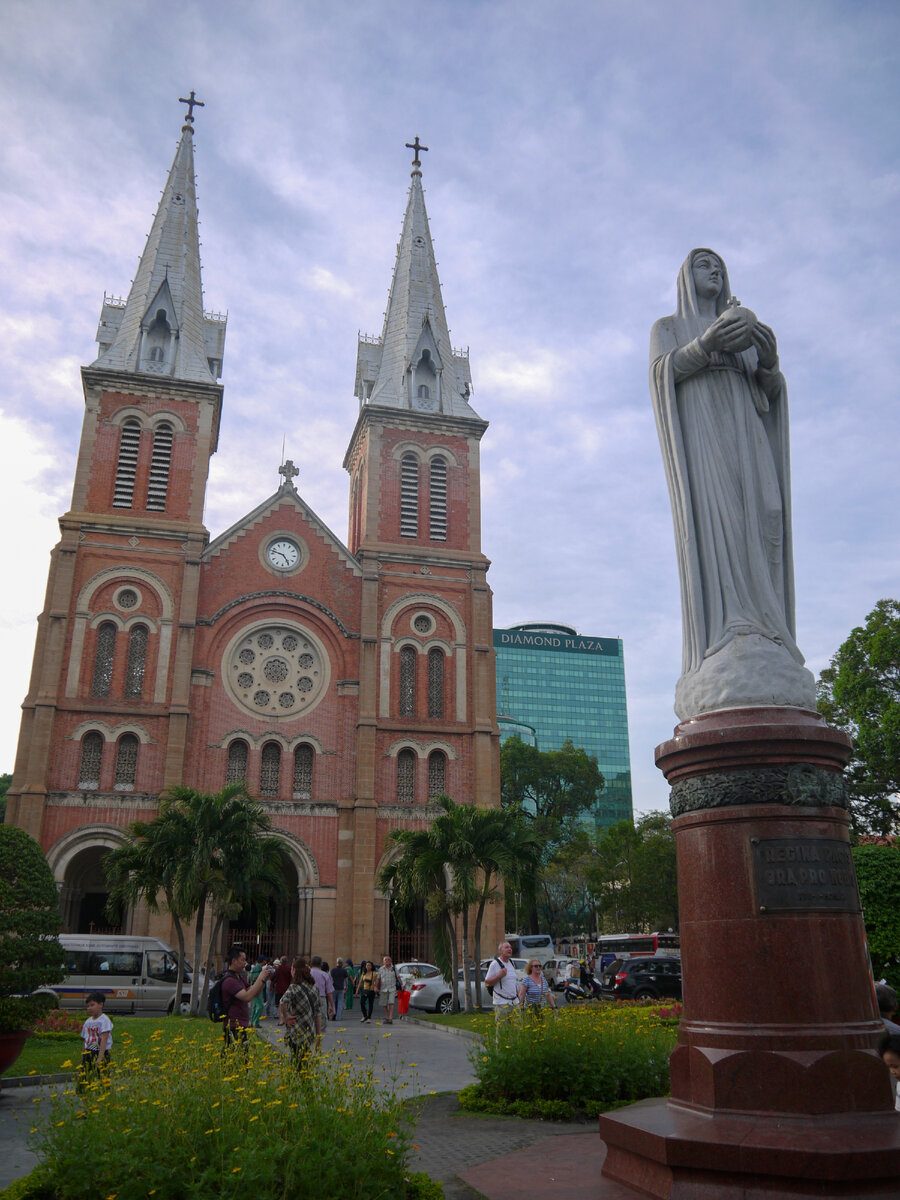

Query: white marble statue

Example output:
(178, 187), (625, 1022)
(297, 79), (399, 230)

(650, 249), (816, 720)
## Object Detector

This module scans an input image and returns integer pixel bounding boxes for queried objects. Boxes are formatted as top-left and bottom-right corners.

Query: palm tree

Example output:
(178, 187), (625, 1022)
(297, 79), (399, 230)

(105, 783), (286, 1015)
(105, 814), (192, 1010)
(380, 797), (540, 1013)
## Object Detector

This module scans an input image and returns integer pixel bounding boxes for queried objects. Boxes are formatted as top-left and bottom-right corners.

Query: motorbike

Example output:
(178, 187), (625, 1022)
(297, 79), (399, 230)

(562, 975), (602, 1003)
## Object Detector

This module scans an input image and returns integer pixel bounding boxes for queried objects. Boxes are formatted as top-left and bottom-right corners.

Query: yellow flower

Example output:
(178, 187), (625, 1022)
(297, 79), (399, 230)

(60, 1060), (73, 1068)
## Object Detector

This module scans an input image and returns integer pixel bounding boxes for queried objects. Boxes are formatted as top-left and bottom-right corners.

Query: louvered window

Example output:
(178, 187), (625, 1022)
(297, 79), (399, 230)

(146, 422), (173, 511)
(78, 732), (103, 790)
(124, 624), (148, 698)
(429, 455), (447, 540)
(260, 742), (281, 798)
(400, 454), (418, 538)
(91, 622), (117, 697)
(113, 420), (141, 508)
(397, 749), (416, 803)
(225, 740), (248, 785)
(427, 648), (444, 718)
(399, 646), (416, 717)
(114, 734), (139, 791)
(293, 744), (313, 799)
(428, 751), (447, 798)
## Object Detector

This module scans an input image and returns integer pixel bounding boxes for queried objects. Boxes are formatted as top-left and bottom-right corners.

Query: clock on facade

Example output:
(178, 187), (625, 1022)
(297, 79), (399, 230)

(265, 537), (301, 570)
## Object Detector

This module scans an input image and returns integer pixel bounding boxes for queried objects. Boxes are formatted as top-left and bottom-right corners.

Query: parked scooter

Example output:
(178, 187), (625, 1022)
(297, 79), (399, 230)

(562, 975), (602, 1003)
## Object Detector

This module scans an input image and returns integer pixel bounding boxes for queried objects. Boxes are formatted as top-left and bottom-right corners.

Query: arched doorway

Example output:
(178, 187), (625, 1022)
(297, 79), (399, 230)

(388, 892), (432, 963)
(58, 844), (123, 935)
(227, 846), (314, 959)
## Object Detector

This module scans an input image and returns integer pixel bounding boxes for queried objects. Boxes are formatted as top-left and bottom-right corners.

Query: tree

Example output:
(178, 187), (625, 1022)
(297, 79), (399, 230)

(379, 797), (538, 1012)
(0, 825), (65, 1032)
(817, 599), (900, 835)
(104, 783), (286, 1015)
(853, 841), (900, 990)
(500, 736), (604, 931)
(586, 813), (679, 933)
(0, 773), (10, 824)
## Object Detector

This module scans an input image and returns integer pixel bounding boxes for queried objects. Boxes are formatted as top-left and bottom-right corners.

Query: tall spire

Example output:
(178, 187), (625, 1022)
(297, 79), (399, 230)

(354, 141), (478, 419)
(92, 95), (225, 384)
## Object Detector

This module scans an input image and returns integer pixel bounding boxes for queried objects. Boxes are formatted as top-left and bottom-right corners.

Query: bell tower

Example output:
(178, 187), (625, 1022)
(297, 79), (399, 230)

(338, 141), (502, 956)
(7, 96), (226, 845)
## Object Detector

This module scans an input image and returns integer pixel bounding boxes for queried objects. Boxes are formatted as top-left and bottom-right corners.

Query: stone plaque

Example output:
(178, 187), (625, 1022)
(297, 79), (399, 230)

(753, 837), (861, 913)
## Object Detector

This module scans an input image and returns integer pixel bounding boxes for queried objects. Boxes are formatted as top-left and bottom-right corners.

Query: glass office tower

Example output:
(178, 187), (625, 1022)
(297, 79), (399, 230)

(494, 622), (633, 828)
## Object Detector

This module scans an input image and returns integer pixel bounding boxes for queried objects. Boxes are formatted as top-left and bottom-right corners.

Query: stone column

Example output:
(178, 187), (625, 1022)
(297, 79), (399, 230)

(599, 706), (900, 1198)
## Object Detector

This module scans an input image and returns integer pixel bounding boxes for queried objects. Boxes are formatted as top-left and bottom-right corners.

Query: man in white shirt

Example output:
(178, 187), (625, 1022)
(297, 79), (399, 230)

(485, 941), (519, 1019)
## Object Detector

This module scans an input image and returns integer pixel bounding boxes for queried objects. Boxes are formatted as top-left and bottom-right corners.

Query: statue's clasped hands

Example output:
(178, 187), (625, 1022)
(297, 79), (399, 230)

(699, 307), (778, 369)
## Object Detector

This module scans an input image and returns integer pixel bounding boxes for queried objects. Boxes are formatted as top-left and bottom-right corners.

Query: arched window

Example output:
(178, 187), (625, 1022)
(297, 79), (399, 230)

(91, 622), (117, 697)
(399, 646), (416, 717)
(146, 422), (174, 511)
(78, 731), (103, 790)
(427, 648), (444, 719)
(417, 384), (430, 399)
(113, 419), (141, 508)
(397, 749), (416, 803)
(225, 740), (248, 785)
(429, 455), (447, 540)
(124, 624), (148, 698)
(428, 750), (447, 798)
(400, 453), (418, 538)
(260, 742), (281, 798)
(114, 734), (139, 791)
(293, 744), (313, 799)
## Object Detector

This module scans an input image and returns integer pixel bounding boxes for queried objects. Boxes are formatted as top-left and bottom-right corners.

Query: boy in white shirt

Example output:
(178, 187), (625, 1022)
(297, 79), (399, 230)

(79, 991), (113, 1086)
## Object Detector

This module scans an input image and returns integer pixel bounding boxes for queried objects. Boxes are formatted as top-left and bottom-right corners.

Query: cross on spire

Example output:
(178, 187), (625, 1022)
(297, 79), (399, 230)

(279, 459), (300, 487)
(405, 136), (428, 169)
(179, 90), (205, 124)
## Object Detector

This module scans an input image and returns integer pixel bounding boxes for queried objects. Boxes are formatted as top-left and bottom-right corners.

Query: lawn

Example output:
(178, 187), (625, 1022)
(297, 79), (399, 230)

(3, 1014), (227, 1078)
(407, 1009), (494, 1034)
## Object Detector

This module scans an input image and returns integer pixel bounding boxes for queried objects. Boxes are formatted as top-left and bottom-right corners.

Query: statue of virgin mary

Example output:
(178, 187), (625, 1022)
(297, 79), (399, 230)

(650, 249), (816, 720)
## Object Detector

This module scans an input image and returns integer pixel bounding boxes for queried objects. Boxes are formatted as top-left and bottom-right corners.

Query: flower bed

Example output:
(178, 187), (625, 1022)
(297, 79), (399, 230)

(461, 1001), (679, 1119)
(16, 1023), (432, 1199)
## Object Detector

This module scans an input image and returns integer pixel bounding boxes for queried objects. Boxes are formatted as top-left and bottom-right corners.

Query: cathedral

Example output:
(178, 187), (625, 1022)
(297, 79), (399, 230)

(6, 105), (503, 964)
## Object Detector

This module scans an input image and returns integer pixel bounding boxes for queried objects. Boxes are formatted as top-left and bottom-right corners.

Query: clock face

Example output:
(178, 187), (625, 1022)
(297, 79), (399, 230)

(266, 538), (301, 570)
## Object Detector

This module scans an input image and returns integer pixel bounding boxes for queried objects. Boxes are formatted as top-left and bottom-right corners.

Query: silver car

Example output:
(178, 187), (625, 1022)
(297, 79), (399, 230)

(407, 967), (493, 1014)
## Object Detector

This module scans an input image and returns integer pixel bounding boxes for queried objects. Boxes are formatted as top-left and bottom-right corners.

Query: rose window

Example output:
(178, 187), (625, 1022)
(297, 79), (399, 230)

(117, 588), (138, 609)
(224, 623), (330, 719)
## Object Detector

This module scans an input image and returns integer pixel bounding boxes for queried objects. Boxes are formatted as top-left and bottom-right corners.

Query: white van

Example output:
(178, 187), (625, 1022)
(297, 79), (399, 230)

(504, 933), (556, 966)
(39, 935), (195, 1015)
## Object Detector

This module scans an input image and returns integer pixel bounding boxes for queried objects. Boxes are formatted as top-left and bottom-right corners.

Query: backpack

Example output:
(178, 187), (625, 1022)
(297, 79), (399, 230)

(485, 958), (501, 998)
(207, 971), (233, 1022)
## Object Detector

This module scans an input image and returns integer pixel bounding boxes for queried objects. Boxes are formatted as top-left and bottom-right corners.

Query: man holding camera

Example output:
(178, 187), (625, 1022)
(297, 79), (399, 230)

(221, 946), (273, 1052)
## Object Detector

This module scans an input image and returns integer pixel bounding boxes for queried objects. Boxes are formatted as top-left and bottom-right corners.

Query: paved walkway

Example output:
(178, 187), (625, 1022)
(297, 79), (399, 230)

(0, 1013), (626, 1199)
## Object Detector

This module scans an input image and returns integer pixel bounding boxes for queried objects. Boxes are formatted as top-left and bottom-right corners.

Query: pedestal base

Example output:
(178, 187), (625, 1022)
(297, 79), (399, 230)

(600, 1099), (900, 1198)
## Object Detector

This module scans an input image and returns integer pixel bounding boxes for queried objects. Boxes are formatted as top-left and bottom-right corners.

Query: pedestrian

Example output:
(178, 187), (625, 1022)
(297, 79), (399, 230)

(272, 951), (293, 1020)
(375, 954), (401, 1024)
(878, 1033), (900, 1111)
(357, 960), (377, 1023)
(518, 957), (558, 1015)
(248, 955), (267, 1027)
(281, 957), (321, 1068)
(309, 955), (335, 1025)
(221, 946), (273, 1055)
(78, 991), (112, 1090)
(484, 941), (520, 1020)
(876, 984), (900, 1035)
(330, 958), (348, 1022)
(344, 958), (358, 1012)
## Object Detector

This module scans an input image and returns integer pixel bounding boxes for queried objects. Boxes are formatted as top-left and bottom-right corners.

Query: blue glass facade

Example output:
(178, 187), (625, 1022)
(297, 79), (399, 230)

(494, 622), (633, 828)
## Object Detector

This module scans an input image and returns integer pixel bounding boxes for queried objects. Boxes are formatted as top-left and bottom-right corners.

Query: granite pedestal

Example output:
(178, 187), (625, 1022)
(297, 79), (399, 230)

(599, 707), (900, 1198)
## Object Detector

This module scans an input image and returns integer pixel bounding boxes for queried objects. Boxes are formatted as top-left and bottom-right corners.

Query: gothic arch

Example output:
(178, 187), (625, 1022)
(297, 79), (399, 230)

(379, 594), (466, 720)
(268, 828), (320, 887)
(67, 566), (175, 703)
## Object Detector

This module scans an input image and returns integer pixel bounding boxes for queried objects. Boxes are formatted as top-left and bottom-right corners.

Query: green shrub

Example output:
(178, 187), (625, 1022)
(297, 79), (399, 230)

(403, 1173), (445, 1199)
(469, 1005), (676, 1114)
(33, 1026), (419, 1199)
(0, 826), (65, 1034)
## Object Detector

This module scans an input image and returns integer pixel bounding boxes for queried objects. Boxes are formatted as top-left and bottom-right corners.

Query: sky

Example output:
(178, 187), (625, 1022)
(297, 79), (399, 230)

(1, 0), (898, 815)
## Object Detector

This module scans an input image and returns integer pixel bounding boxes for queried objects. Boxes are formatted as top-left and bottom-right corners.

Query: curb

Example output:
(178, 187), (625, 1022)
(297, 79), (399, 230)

(402, 1014), (485, 1042)
(1, 1072), (72, 1089)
